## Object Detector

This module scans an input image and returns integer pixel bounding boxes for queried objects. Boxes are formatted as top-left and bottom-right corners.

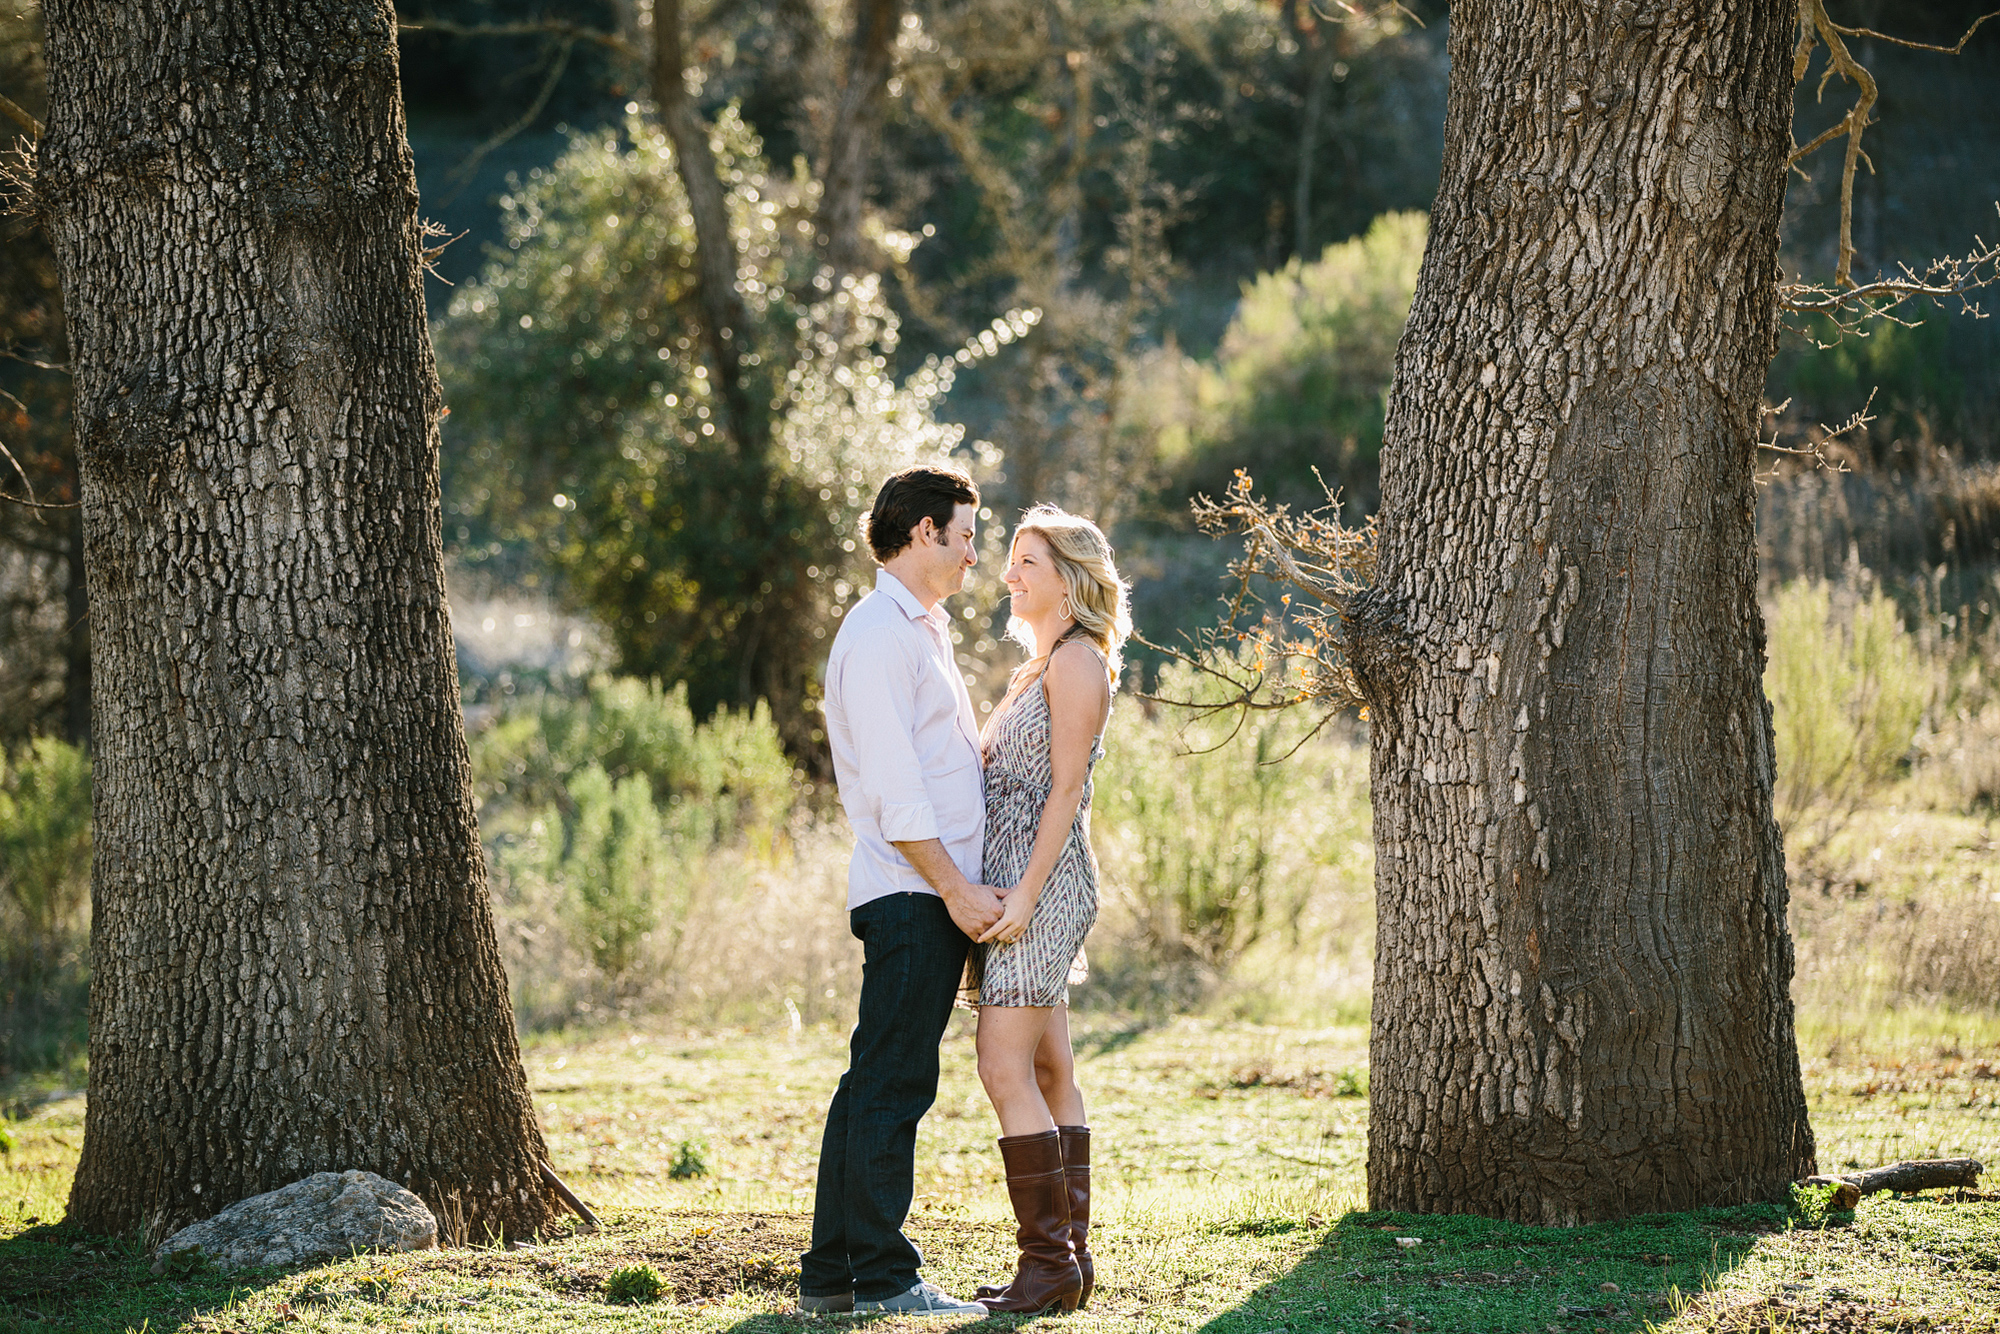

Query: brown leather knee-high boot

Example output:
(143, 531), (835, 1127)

(977, 1130), (1083, 1314)
(1058, 1124), (1094, 1307)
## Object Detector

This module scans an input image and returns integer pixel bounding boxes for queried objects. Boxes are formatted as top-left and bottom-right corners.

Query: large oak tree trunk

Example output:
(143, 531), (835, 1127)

(38, 0), (560, 1240)
(1354, 0), (1815, 1223)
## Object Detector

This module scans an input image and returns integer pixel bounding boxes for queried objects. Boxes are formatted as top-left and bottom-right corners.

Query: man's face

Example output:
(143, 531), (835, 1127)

(923, 502), (979, 597)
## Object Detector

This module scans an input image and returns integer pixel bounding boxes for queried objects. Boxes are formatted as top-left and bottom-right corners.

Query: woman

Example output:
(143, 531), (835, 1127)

(968, 505), (1130, 1315)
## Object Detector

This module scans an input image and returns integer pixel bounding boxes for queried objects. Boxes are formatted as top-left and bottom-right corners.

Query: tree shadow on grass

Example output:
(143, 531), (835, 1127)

(1073, 1019), (1157, 1060)
(1194, 1203), (1780, 1334)
(0, 1221), (287, 1333)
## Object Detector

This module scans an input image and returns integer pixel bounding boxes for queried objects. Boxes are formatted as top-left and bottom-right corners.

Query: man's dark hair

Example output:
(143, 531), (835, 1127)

(866, 464), (979, 562)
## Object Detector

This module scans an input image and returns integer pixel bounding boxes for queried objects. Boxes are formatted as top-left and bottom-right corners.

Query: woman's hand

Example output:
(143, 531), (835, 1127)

(976, 883), (1038, 945)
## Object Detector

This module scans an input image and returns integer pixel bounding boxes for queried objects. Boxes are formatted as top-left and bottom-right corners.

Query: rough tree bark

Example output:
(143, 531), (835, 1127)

(817, 0), (902, 275)
(37, 0), (561, 1239)
(1353, 0), (1816, 1223)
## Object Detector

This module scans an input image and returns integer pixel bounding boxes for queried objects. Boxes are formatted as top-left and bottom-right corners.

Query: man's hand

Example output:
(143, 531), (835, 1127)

(890, 837), (1004, 937)
(939, 879), (1005, 938)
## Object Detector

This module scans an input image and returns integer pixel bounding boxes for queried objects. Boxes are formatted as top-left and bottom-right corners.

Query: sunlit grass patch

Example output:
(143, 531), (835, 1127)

(0, 1005), (1992, 1332)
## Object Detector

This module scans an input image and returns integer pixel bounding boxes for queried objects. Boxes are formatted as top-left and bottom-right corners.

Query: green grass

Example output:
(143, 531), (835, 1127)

(2, 802), (1995, 1333)
(2, 1008), (1994, 1333)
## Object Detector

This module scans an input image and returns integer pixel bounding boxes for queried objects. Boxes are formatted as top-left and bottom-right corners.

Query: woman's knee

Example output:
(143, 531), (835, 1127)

(977, 1044), (1033, 1097)
(1033, 1058), (1073, 1100)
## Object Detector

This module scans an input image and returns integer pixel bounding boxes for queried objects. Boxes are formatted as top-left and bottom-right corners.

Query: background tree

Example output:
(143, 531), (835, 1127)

(36, 0), (561, 1237)
(0, 3), (84, 749)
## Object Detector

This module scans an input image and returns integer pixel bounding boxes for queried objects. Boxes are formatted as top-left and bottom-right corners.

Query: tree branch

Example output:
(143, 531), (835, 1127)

(1821, 9), (1999, 55)
(1793, 0), (1877, 289)
(1777, 218), (2000, 326)
(0, 91), (41, 141)
(653, 0), (764, 461)
(395, 17), (633, 56)
(435, 36), (575, 207)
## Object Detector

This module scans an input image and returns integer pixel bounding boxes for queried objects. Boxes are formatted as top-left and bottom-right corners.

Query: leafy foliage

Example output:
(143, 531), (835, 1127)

(436, 110), (1011, 750)
(469, 677), (796, 997)
(1167, 210), (1425, 515)
(604, 1262), (669, 1304)
(1766, 578), (1929, 858)
(0, 736), (89, 976)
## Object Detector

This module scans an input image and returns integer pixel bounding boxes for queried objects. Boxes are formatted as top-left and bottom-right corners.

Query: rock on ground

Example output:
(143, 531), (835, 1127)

(153, 1170), (438, 1272)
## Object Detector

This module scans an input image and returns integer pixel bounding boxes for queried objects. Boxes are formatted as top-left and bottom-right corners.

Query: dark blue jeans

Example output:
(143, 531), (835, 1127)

(800, 892), (970, 1301)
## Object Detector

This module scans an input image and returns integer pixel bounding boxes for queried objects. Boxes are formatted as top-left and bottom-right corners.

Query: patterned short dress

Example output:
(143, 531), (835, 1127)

(967, 646), (1105, 1008)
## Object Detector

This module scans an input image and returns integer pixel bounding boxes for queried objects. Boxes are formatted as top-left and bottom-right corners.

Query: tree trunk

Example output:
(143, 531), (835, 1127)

(654, 0), (765, 461)
(817, 0), (901, 275)
(1354, 0), (1815, 1223)
(37, 0), (560, 1240)
(1292, 22), (1332, 263)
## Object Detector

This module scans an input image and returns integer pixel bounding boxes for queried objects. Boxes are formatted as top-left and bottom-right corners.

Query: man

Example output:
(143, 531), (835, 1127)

(798, 464), (1004, 1317)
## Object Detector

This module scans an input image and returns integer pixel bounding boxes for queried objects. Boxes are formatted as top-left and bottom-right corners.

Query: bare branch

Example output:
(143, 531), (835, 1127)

(434, 37), (576, 207)
(0, 344), (69, 373)
(418, 219), (467, 284)
(1142, 472), (1375, 736)
(1755, 390), (1871, 483)
(0, 91), (41, 141)
(395, 17), (633, 55)
(0, 439), (77, 514)
(1793, 0), (1877, 288)
(1821, 8), (1999, 55)
(1778, 219), (2000, 327)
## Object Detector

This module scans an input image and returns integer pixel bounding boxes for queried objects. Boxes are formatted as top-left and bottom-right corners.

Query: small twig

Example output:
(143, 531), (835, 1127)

(1, 435), (40, 505)
(419, 220), (467, 284)
(0, 91), (41, 142)
(396, 17), (633, 56)
(1756, 388), (1872, 482)
(0, 438), (77, 513)
(436, 37), (576, 207)
(538, 1160), (601, 1232)
(1, 345), (69, 373)
(1820, 8), (1999, 55)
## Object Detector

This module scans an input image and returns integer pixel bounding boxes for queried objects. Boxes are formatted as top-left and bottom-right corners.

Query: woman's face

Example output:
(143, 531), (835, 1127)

(1004, 529), (1070, 625)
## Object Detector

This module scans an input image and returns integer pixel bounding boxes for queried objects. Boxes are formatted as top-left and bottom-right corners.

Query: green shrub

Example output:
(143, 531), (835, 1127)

(471, 676), (796, 847)
(471, 678), (798, 1000)
(668, 1139), (711, 1180)
(0, 735), (92, 973)
(1766, 578), (1930, 858)
(436, 108), (1005, 744)
(1170, 211), (1426, 515)
(1093, 660), (1371, 997)
(604, 1263), (669, 1305)
(0, 736), (93, 1077)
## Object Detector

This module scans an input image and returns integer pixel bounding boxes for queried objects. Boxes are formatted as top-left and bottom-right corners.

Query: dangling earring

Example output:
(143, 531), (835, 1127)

(1057, 594), (1074, 621)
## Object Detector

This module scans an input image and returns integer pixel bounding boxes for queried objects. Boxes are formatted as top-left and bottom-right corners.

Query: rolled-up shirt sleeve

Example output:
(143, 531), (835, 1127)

(834, 635), (940, 842)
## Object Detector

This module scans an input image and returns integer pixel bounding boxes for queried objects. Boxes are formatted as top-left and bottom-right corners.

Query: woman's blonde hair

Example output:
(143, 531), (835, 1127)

(1007, 505), (1133, 684)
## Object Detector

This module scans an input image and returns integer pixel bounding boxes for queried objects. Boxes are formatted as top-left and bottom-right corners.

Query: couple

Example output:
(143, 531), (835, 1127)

(800, 464), (1131, 1317)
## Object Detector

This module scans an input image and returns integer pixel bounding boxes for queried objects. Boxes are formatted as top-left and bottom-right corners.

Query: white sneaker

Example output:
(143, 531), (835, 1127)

(853, 1281), (986, 1315)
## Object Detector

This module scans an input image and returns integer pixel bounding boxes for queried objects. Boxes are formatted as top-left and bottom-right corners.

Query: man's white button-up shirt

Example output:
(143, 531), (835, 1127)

(824, 570), (986, 911)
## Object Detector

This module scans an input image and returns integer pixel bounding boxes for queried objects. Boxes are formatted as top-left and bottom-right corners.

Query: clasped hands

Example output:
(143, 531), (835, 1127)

(942, 878), (1035, 945)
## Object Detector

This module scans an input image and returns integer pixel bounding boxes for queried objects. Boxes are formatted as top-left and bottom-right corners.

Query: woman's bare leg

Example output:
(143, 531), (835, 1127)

(1032, 1004), (1085, 1126)
(977, 1006), (1058, 1137)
